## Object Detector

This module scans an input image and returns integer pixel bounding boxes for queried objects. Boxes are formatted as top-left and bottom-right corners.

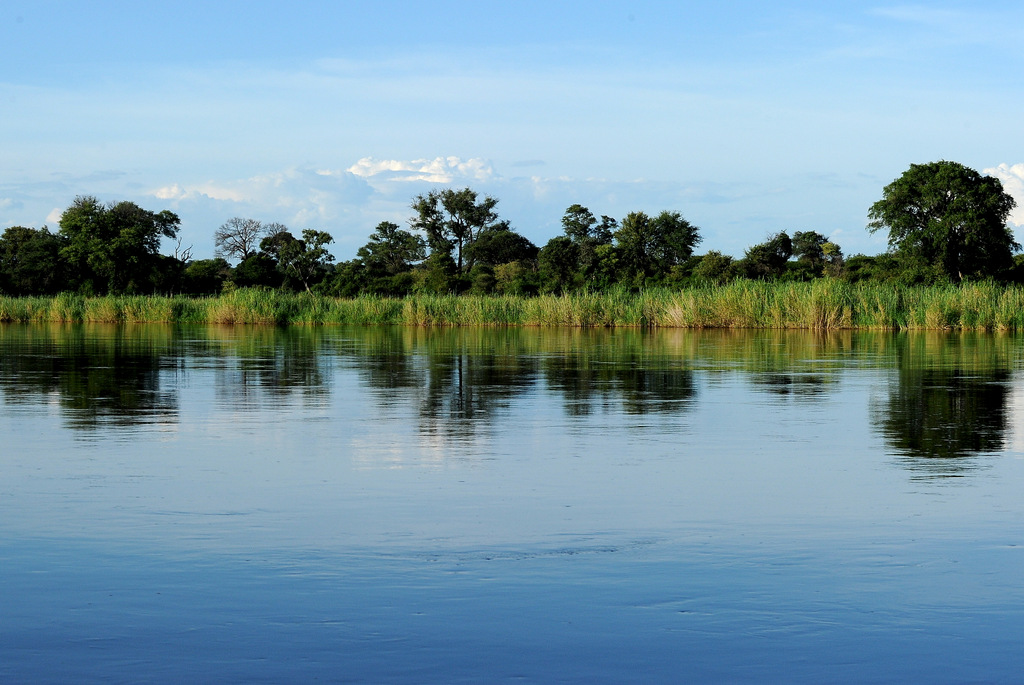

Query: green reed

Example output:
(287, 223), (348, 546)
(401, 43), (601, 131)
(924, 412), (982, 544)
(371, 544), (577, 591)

(3, 282), (1024, 329)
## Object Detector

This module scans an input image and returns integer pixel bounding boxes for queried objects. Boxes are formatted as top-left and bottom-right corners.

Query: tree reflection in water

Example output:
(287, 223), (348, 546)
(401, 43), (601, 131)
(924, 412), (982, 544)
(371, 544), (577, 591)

(344, 327), (540, 443)
(210, 326), (330, 412)
(0, 323), (180, 431)
(2, 324), (1023, 479)
(347, 328), (697, 439)
(871, 333), (1015, 478)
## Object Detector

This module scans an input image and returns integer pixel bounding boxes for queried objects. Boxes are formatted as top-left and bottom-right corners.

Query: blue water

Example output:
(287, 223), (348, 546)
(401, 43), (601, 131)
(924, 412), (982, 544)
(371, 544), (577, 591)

(2, 325), (1023, 683)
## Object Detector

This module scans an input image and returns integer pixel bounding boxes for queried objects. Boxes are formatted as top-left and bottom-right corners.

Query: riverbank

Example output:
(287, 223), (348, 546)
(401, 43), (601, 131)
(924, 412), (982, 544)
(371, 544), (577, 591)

(2, 281), (1024, 329)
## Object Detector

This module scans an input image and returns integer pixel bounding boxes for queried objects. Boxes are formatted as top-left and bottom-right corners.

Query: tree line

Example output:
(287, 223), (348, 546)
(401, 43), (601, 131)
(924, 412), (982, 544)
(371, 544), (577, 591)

(1, 160), (1020, 297)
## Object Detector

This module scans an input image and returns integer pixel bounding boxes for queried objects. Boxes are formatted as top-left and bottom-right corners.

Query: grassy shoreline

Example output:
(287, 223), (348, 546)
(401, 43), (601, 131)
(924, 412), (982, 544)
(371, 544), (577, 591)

(2, 281), (1024, 330)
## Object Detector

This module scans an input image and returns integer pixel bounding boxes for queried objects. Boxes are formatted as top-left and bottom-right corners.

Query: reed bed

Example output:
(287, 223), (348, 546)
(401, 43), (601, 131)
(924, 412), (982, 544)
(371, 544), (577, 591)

(2, 281), (1024, 329)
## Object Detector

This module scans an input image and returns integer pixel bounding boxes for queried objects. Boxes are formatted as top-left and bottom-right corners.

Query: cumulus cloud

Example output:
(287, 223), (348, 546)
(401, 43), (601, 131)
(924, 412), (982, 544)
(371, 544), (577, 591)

(150, 167), (373, 218)
(985, 163), (1024, 227)
(347, 157), (494, 184)
(144, 166), (381, 258)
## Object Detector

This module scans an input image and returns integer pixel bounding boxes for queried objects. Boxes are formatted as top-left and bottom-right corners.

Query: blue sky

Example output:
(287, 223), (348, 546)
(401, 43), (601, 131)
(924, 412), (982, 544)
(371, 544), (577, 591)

(2, 1), (1023, 261)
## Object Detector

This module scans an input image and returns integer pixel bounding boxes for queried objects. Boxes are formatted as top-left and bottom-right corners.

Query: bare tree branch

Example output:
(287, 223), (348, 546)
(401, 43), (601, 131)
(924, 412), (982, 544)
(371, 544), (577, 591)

(214, 217), (265, 263)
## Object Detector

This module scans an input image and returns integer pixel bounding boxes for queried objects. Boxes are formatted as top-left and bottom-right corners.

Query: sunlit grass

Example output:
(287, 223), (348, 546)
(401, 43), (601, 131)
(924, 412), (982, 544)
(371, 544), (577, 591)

(3, 282), (1024, 329)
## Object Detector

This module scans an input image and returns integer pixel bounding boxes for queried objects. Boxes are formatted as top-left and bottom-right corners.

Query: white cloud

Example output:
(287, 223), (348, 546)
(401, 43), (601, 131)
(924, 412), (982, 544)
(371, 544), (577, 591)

(984, 163), (1024, 227)
(46, 208), (63, 224)
(140, 166), (381, 258)
(149, 167), (373, 217)
(347, 157), (495, 184)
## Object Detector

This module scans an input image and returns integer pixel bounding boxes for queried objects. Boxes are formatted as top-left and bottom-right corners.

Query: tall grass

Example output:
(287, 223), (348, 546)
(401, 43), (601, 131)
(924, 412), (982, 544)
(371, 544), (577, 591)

(3, 281), (1024, 329)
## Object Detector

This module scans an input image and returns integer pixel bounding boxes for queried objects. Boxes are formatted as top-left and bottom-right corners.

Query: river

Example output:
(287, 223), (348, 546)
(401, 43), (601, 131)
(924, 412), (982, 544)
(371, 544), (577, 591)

(2, 324), (1023, 683)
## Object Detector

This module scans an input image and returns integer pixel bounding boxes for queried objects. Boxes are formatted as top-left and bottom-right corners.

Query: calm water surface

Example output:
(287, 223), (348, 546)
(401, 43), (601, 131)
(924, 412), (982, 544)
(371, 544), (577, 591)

(2, 324), (1024, 683)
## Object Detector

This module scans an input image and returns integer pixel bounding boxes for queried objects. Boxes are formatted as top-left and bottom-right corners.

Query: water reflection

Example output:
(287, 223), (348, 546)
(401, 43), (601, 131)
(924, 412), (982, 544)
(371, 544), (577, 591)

(208, 326), (331, 411)
(539, 332), (696, 416)
(871, 333), (1016, 477)
(0, 324), (180, 430)
(1, 324), (1022, 472)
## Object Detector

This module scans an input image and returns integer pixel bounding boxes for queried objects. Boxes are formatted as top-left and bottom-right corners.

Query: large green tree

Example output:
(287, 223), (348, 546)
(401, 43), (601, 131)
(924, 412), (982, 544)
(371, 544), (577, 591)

(182, 258), (231, 294)
(740, 232), (793, 280)
(614, 210), (701, 283)
(410, 188), (502, 272)
(0, 226), (66, 295)
(792, 231), (828, 273)
(273, 229), (335, 293)
(58, 196), (181, 294)
(868, 161), (1018, 281)
(357, 221), (427, 275)
(464, 225), (538, 268)
(560, 204), (615, 279)
(538, 236), (581, 293)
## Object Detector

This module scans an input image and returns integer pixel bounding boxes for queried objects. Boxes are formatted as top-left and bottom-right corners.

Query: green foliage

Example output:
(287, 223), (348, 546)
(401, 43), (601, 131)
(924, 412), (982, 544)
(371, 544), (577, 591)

(274, 229), (336, 293)
(614, 210), (701, 285)
(693, 251), (737, 285)
(739, 232), (793, 280)
(465, 226), (538, 267)
(232, 253), (281, 289)
(183, 258), (231, 294)
(469, 264), (497, 294)
(414, 252), (461, 294)
(822, 241), (845, 277)
(493, 261), (538, 295)
(538, 236), (581, 293)
(561, 204), (598, 242)
(357, 221), (426, 275)
(21, 172), (1022, 300)
(0, 226), (66, 295)
(58, 196), (180, 294)
(322, 260), (368, 297)
(410, 188), (503, 272)
(560, 204), (615, 281)
(3, 281), (1024, 330)
(843, 253), (948, 286)
(867, 161), (1018, 281)
(792, 231), (828, 274)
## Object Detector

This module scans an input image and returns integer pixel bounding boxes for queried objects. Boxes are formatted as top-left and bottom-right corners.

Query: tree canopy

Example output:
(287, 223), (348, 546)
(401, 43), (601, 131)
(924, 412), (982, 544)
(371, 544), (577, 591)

(215, 217), (268, 263)
(868, 161), (1018, 282)
(740, 232), (793, 280)
(410, 188), (502, 273)
(614, 210), (701, 284)
(357, 221), (427, 275)
(0, 226), (65, 295)
(58, 196), (180, 294)
(274, 229), (335, 293)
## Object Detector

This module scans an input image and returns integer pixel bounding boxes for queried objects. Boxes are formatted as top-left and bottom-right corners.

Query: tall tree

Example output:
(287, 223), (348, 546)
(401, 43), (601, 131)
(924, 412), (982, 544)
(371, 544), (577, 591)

(693, 250), (737, 285)
(464, 225), (538, 267)
(58, 196), (180, 294)
(868, 161), (1018, 281)
(740, 232), (793, 280)
(614, 210), (702, 283)
(274, 229), (335, 293)
(538, 236), (581, 293)
(560, 205), (616, 279)
(357, 221), (426, 275)
(0, 226), (66, 295)
(410, 188), (502, 272)
(214, 217), (267, 263)
(792, 231), (828, 272)
(561, 204), (597, 242)
(182, 258), (231, 294)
